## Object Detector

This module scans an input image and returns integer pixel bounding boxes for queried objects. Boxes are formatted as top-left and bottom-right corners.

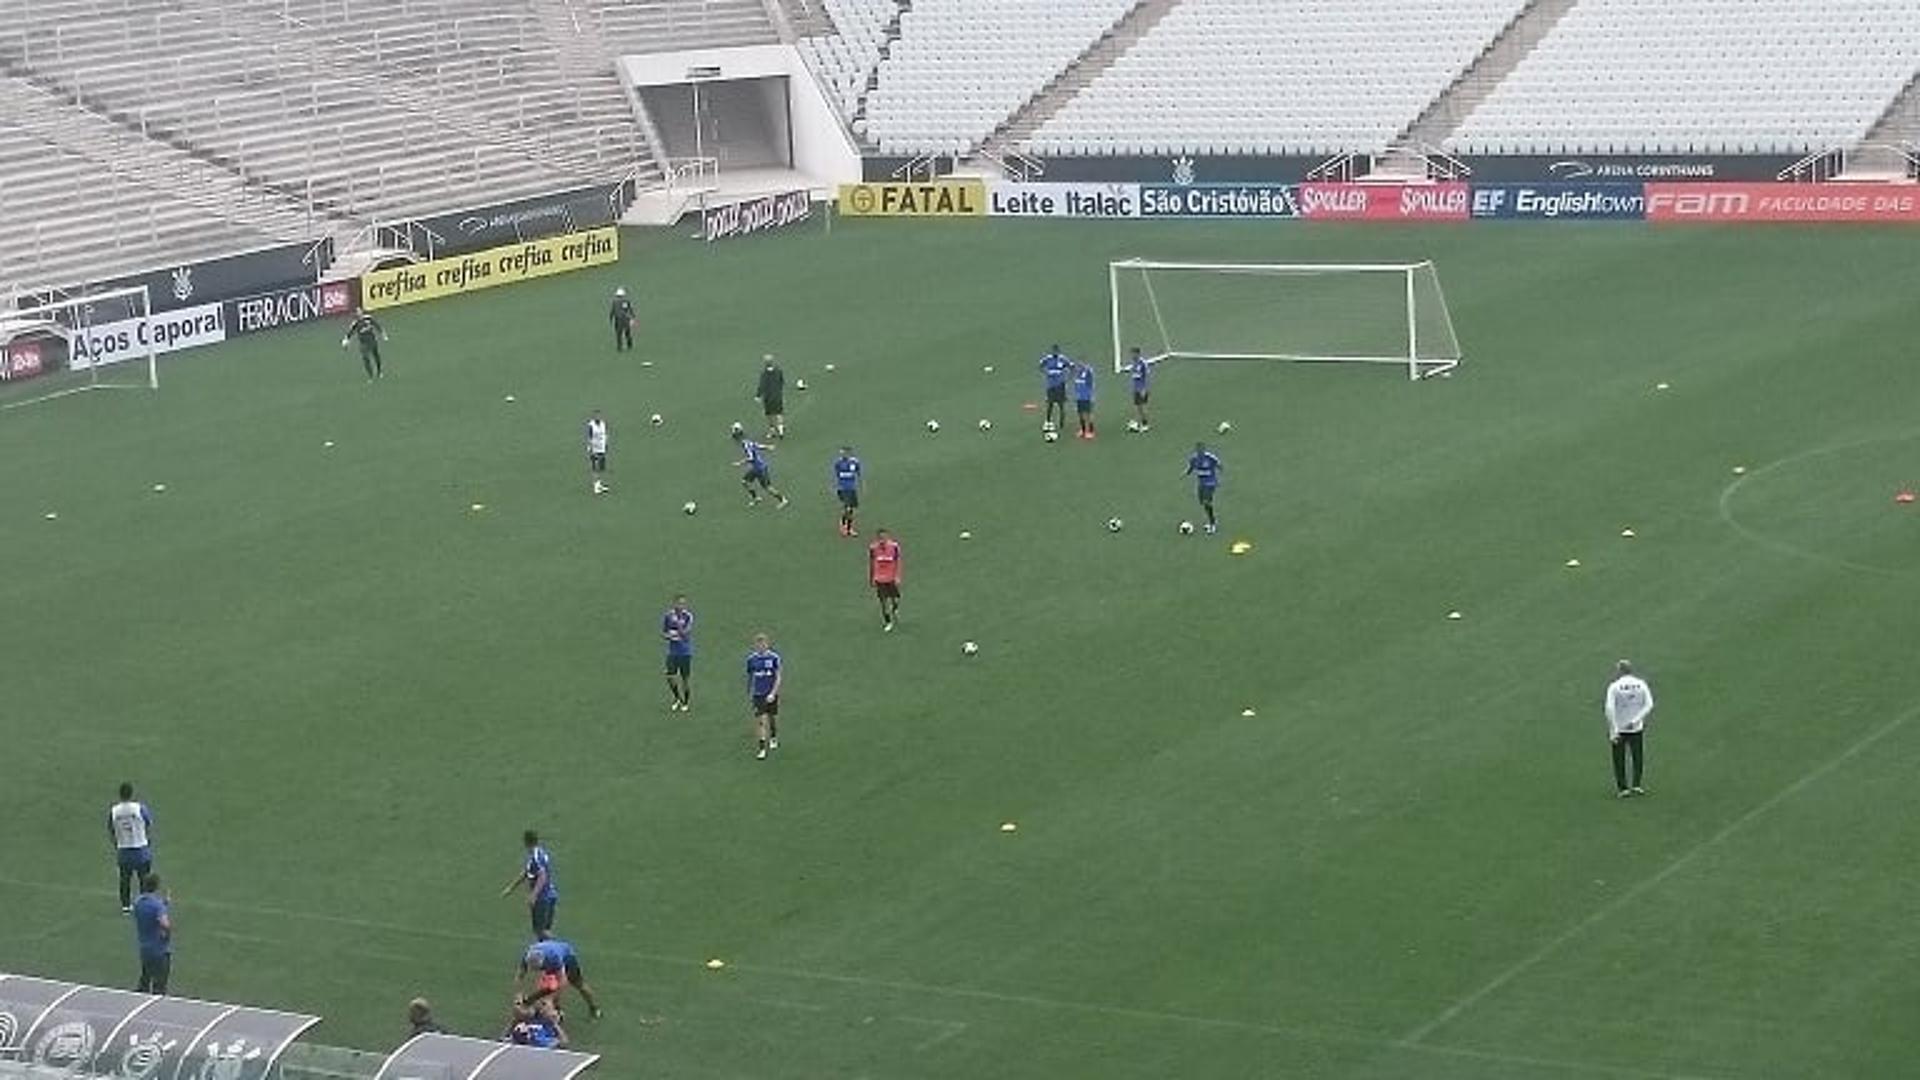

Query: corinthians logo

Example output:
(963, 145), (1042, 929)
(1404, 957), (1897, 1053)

(118, 1031), (178, 1079)
(34, 1019), (98, 1069)
(1169, 155), (1196, 186)
(170, 266), (195, 302)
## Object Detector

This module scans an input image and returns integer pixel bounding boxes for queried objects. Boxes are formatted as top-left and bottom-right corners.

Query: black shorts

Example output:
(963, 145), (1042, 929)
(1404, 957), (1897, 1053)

(874, 582), (900, 599)
(563, 956), (585, 986)
(744, 466), (771, 486)
(588, 452), (607, 472)
(837, 489), (859, 508)
(665, 654), (691, 677)
(530, 897), (557, 935)
(1045, 386), (1066, 404)
(1075, 399), (1092, 415)
(752, 694), (779, 717)
(763, 396), (784, 417)
(1133, 390), (1149, 406)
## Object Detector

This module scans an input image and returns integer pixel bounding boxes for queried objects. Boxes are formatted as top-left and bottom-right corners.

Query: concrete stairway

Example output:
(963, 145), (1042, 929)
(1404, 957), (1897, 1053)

(1863, 70), (1920, 148)
(977, 0), (1180, 160)
(1394, 0), (1579, 150)
(526, 0), (671, 180)
(849, 1), (910, 146)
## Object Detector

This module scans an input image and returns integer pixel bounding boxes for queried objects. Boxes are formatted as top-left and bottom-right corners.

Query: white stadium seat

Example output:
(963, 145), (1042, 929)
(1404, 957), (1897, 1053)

(1027, 0), (1528, 158)
(1447, 0), (1920, 155)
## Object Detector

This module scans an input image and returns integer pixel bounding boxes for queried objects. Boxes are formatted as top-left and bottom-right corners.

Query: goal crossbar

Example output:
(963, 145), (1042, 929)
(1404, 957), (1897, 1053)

(1108, 259), (1461, 381)
(0, 284), (156, 410)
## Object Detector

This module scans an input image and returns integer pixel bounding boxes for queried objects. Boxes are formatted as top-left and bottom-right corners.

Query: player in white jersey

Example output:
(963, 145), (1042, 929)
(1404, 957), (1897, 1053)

(585, 411), (610, 495)
(107, 781), (154, 912)
(1603, 660), (1655, 797)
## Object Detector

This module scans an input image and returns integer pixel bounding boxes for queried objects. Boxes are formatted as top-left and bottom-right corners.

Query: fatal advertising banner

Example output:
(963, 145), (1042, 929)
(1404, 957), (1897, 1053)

(1644, 183), (1920, 223)
(703, 190), (813, 242)
(359, 227), (620, 311)
(987, 183), (1142, 218)
(1297, 183), (1470, 221)
(836, 181), (987, 217)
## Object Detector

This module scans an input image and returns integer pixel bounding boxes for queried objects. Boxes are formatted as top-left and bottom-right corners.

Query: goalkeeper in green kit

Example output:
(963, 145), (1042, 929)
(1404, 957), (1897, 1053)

(342, 307), (388, 380)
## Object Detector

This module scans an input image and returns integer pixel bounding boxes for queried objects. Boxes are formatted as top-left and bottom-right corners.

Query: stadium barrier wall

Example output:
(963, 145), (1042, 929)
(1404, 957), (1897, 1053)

(17, 238), (331, 315)
(836, 181), (985, 217)
(359, 227), (620, 311)
(703, 189), (813, 241)
(385, 182), (634, 259)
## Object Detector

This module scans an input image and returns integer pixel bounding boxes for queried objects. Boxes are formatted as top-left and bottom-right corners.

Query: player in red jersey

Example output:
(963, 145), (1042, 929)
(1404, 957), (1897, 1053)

(868, 529), (902, 632)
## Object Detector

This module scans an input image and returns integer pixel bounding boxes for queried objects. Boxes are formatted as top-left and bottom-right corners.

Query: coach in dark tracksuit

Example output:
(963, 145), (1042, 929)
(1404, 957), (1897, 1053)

(757, 354), (786, 439)
(610, 287), (635, 351)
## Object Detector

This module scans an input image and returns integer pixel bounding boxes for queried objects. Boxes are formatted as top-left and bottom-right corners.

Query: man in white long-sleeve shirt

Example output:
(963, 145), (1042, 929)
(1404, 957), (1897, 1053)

(1604, 660), (1654, 797)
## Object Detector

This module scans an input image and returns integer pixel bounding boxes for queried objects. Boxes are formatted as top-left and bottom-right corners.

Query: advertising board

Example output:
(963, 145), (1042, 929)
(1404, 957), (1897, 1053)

(987, 183), (1141, 218)
(360, 228), (620, 311)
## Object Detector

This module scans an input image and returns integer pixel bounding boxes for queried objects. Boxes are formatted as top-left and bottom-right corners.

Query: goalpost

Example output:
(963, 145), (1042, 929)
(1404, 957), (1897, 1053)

(1109, 259), (1462, 381)
(0, 285), (157, 410)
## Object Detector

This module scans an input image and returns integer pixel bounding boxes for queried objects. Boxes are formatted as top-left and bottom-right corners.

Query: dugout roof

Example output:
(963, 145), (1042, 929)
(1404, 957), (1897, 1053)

(0, 972), (320, 1079)
(373, 1034), (599, 1080)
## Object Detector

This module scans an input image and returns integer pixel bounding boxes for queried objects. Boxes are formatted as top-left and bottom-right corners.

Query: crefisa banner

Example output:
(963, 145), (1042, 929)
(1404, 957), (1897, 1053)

(703, 190), (813, 241)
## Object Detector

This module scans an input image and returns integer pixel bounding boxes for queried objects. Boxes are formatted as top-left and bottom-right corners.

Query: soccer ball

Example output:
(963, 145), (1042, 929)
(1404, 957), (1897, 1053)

(961, 641), (979, 656)
(1125, 419), (1141, 433)
(926, 420), (941, 433)
(795, 378), (809, 391)
(1216, 421), (1233, 434)
(977, 418), (992, 431)
(1178, 521), (1196, 535)
(729, 421), (744, 437)
(649, 413), (663, 426)
(1043, 430), (1060, 443)
(1106, 517), (1124, 533)
(683, 501), (698, 515)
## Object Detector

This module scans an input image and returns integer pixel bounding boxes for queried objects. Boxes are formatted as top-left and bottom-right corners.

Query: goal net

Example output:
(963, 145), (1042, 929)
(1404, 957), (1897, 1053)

(1109, 260), (1462, 381)
(0, 285), (156, 410)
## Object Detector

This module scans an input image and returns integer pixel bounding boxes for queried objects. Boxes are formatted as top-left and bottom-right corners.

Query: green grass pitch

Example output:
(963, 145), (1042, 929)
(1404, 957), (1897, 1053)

(3, 218), (1919, 1078)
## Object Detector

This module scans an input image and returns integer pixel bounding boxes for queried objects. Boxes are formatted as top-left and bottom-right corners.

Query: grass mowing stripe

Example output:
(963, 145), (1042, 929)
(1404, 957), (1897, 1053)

(1395, 697), (1920, 1047)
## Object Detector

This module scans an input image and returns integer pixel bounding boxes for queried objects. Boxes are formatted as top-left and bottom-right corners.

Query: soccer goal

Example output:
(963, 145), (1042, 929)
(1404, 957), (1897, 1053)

(0, 285), (157, 410)
(1109, 259), (1462, 381)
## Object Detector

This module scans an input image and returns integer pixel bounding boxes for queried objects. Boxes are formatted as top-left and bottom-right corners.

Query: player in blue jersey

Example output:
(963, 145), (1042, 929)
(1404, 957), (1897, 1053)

(1186, 442), (1223, 535)
(501, 830), (559, 935)
(733, 431), (790, 507)
(506, 998), (569, 1048)
(517, 931), (602, 1019)
(1071, 362), (1097, 440)
(1038, 345), (1073, 431)
(663, 594), (694, 712)
(132, 873), (171, 994)
(746, 633), (783, 760)
(832, 446), (863, 537)
(1127, 346), (1151, 431)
